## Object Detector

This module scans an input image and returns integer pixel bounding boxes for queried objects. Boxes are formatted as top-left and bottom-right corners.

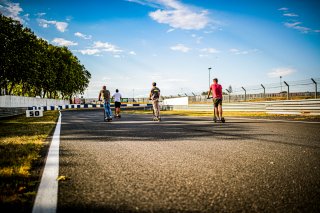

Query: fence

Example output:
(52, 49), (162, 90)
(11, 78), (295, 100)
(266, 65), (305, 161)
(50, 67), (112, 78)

(0, 95), (69, 119)
(165, 99), (320, 115)
(166, 78), (319, 103)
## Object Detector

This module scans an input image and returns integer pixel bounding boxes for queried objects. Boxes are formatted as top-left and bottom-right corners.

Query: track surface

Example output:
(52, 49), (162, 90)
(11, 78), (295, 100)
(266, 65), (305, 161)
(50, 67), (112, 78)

(58, 110), (320, 212)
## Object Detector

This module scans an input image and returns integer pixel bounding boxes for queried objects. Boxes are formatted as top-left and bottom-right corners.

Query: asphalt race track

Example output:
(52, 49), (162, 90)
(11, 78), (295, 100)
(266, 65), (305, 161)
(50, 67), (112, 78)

(57, 110), (320, 212)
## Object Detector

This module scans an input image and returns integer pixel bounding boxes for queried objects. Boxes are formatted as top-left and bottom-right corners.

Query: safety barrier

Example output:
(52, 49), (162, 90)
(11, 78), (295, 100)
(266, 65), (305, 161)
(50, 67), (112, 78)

(164, 99), (320, 115)
(28, 103), (153, 111)
(266, 99), (320, 115)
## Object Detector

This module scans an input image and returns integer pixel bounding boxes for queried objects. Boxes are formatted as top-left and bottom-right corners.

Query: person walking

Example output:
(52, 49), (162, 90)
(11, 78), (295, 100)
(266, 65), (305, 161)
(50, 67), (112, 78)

(98, 85), (112, 121)
(207, 78), (224, 122)
(112, 89), (122, 118)
(149, 82), (161, 121)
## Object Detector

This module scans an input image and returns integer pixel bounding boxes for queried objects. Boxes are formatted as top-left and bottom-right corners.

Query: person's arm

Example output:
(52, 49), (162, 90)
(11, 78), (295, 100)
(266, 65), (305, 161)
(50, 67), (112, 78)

(98, 91), (101, 101)
(207, 86), (211, 98)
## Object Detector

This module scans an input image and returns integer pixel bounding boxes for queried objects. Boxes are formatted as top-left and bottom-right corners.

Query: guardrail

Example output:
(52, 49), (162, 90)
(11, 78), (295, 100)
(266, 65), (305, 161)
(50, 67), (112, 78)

(0, 104), (153, 119)
(266, 99), (320, 115)
(164, 99), (320, 115)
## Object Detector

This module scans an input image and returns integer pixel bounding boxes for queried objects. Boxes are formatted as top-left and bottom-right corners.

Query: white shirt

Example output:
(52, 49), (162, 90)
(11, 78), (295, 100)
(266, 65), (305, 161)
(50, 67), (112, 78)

(112, 92), (122, 102)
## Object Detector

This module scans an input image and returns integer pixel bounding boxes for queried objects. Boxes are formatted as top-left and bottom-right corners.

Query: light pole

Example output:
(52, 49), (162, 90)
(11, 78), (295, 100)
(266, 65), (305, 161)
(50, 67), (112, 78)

(280, 76), (282, 92)
(208, 67), (212, 88)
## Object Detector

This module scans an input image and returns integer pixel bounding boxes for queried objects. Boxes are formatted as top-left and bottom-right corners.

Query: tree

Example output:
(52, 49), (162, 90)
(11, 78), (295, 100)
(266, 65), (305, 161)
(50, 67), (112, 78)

(0, 14), (91, 99)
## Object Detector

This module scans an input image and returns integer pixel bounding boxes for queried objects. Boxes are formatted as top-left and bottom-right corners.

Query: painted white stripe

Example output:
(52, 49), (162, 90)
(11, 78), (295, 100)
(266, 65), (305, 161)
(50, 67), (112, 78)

(230, 117), (320, 124)
(32, 111), (61, 213)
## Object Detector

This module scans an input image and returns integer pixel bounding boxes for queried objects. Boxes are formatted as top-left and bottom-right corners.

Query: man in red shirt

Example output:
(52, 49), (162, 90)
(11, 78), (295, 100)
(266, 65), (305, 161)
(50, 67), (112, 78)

(207, 78), (224, 121)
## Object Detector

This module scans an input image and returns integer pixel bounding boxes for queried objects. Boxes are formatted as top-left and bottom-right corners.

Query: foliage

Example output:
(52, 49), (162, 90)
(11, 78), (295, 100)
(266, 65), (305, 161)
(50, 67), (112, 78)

(0, 14), (91, 99)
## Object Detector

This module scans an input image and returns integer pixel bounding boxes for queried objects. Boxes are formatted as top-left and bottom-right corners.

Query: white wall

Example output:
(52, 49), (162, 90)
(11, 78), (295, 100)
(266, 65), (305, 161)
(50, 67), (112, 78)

(0, 95), (69, 107)
(163, 97), (188, 106)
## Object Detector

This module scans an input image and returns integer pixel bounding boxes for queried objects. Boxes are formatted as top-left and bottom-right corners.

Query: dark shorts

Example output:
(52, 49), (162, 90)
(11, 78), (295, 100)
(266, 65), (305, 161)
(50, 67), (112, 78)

(115, 102), (121, 108)
(213, 98), (222, 107)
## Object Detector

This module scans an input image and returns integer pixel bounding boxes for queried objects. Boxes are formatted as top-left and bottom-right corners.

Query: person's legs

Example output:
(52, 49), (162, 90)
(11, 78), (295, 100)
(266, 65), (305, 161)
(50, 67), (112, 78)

(106, 102), (112, 118)
(104, 100), (108, 118)
(156, 100), (160, 118)
(218, 103), (223, 119)
(213, 99), (219, 119)
(115, 102), (121, 116)
(152, 99), (160, 118)
(214, 106), (219, 119)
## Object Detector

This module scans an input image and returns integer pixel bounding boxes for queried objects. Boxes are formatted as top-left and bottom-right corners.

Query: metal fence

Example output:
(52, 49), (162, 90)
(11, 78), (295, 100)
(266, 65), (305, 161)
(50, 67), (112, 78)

(168, 78), (319, 103)
(166, 99), (320, 115)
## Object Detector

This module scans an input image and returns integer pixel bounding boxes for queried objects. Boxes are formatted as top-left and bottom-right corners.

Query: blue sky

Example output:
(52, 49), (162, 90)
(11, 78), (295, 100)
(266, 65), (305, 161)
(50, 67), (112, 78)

(1, 0), (320, 98)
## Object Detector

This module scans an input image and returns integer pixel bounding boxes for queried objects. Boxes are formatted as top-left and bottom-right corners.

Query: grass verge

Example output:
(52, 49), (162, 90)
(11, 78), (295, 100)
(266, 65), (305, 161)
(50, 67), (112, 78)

(0, 111), (59, 212)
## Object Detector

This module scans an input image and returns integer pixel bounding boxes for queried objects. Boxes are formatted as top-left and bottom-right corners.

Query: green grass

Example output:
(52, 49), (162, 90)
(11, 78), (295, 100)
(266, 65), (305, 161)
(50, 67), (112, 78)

(0, 111), (59, 212)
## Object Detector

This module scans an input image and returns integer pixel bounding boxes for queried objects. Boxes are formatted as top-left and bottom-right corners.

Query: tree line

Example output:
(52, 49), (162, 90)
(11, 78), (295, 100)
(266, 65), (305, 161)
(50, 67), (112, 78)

(0, 14), (91, 99)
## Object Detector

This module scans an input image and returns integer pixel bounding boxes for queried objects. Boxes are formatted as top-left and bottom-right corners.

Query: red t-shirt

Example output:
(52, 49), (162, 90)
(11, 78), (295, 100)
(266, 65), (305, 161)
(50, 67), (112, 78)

(210, 83), (223, 99)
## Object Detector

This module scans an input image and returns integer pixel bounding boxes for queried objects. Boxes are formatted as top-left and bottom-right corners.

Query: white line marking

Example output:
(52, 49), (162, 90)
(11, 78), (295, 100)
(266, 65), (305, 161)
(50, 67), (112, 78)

(229, 117), (320, 124)
(32, 111), (61, 213)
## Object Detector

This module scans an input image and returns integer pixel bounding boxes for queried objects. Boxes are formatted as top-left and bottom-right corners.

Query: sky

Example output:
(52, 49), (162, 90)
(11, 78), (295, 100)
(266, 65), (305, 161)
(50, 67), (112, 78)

(1, 0), (320, 98)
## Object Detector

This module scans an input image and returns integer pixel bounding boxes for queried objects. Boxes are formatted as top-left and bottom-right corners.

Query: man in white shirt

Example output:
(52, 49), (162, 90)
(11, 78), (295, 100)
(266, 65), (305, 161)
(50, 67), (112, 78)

(112, 89), (122, 118)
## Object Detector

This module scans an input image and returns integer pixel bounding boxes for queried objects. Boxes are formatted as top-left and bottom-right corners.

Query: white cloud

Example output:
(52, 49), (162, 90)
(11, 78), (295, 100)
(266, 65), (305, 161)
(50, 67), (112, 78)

(200, 48), (219, 54)
(129, 0), (210, 30)
(229, 48), (256, 55)
(126, 0), (160, 8)
(93, 41), (123, 53)
(283, 13), (298, 17)
(23, 13), (30, 22)
(74, 32), (92, 40)
(230, 48), (247, 55)
(76, 41), (124, 56)
(56, 22), (68, 32)
(52, 38), (78, 46)
(191, 34), (203, 44)
(36, 12), (46, 17)
(268, 67), (295, 78)
(279, 8), (319, 34)
(284, 22), (311, 34)
(0, 0), (24, 23)
(37, 18), (68, 32)
(170, 44), (191, 53)
(78, 49), (101, 55)
(129, 51), (137, 55)
(167, 28), (175, 33)
(278, 7), (289, 11)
